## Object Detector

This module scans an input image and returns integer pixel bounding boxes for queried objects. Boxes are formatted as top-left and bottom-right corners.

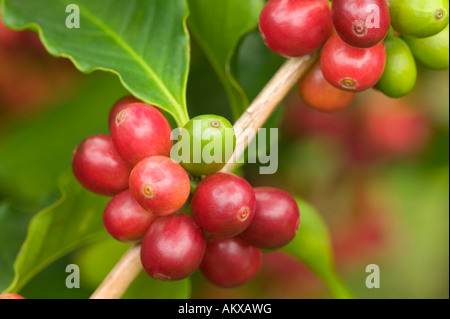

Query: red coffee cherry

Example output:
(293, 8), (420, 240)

(331, 0), (390, 48)
(259, 0), (333, 57)
(1, 12), (43, 52)
(141, 214), (206, 281)
(363, 102), (431, 156)
(129, 156), (190, 216)
(103, 190), (156, 243)
(108, 95), (141, 129)
(200, 236), (262, 288)
(72, 134), (131, 196)
(110, 103), (173, 166)
(320, 33), (386, 92)
(298, 60), (356, 112)
(0, 293), (25, 299)
(192, 173), (256, 237)
(239, 187), (300, 249)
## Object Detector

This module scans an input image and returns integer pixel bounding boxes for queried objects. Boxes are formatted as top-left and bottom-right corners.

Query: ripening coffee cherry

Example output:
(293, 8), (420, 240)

(103, 190), (156, 243)
(129, 156), (190, 216)
(403, 24), (449, 70)
(389, 0), (449, 38)
(298, 61), (356, 112)
(177, 115), (236, 176)
(259, 0), (333, 57)
(376, 34), (417, 98)
(110, 103), (173, 166)
(239, 187), (300, 249)
(192, 173), (256, 237)
(200, 236), (262, 288)
(141, 214), (206, 281)
(331, 0), (390, 48)
(320, 33), (386, 92)
(108, 95), (141, 129)
(0, 293), (25, 299)
(72, 134), (131, 196)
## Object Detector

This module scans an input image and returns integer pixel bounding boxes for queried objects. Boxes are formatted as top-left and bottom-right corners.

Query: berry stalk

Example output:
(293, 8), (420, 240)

(222, 54), (316, 172)
(89, 53), (316, 299)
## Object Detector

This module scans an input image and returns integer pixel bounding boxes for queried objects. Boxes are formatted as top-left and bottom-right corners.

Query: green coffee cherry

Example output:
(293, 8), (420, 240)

(177, 115), (236, 176)
(377, 34), (417, 98)
(390, 0), (449, 38)
(403, 24), (449, 70)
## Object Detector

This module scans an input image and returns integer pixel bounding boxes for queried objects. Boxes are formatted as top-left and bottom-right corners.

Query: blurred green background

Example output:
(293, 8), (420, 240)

(0, 21), (448, 298)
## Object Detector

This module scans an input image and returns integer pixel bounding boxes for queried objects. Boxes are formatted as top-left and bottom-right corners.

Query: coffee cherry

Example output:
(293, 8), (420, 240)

(376, 34), (417, 98)
(141, 214), (206, 281)
(192, 173), (256, 237)
(298, 61), (355, 112)
(108, 95), (141, 129)
(331, 0), (390, 48)
(389, 0), (449, 38)
(363, 100), (431, 156)
(403, 24), (449, 70)
(239, 187), (300, 249)
(1, 12), (44, 52)
(200, 236), (262, 288)
(281, 96), (354, 140)
(320, 33), (386, 92)
(72, 134), (131, 196)
(129, 156), (190, 216)
(110, 103), (172, 166)
(259, 0), (333, 57)
(103, 190), (156, 243)
(0, 293), (25, 299)
(177, 115), (236, 176)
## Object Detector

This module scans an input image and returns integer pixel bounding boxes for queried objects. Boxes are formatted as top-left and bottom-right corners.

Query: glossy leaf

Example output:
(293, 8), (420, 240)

(1, 0), (190, 126)
(236, 30), (284, 104)
(284, 198), (353, 299)
(188, 0), (264, 119)
(3, 172), (109, 293)
(0, 203), (30, 292)
(0, 72), (127, 206)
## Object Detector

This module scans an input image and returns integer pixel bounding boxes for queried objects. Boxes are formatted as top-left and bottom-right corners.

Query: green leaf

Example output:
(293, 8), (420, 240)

(284, 198), (353, 299)
(3, 171), (109, 293)
(75, 237), (191, 299)
(188, 0), (264, 120)
(18, 255), (93, 299)
(236, 31), (284, 101)
(0, 72), (127, 206)
(0, 203), (31, 291)
(2, 0), (190, 126)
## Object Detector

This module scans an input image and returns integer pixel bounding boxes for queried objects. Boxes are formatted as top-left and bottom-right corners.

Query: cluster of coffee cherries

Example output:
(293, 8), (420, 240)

(72, 97), (300, 288)
(259, 0), (449, 112)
